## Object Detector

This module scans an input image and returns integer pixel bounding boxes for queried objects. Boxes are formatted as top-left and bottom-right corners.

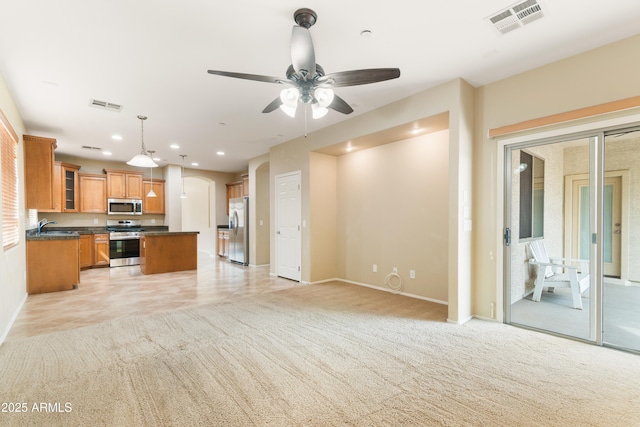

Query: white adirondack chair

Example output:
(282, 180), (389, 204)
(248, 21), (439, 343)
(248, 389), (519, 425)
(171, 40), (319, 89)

(528, 240), (590, 310)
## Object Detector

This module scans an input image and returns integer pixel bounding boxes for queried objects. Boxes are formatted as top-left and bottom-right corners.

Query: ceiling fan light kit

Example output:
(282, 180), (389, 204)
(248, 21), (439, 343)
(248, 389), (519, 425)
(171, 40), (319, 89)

(207, 8), (400, 120)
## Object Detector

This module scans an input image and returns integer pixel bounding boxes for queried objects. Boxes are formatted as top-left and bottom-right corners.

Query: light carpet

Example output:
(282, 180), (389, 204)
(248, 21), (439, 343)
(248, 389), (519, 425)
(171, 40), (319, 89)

(0, 282), (639, 426)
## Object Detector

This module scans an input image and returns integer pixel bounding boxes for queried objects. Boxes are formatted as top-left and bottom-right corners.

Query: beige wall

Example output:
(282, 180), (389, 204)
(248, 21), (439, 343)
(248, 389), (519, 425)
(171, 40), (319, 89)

(310, 152), (337, 281)
(268, 78), (474, 322)
(248, 154), (270, 266)
(0, 75), (27, 343)
(336, 131), (449, 301)
(476, 34), (640, 319)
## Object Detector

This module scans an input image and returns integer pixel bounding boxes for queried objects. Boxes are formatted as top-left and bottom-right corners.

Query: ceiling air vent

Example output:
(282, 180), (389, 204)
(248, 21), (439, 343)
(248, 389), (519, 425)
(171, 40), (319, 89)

(81, 145), (102, 151)
(89, 99), (123, 112)
(487, 0), (545, 35)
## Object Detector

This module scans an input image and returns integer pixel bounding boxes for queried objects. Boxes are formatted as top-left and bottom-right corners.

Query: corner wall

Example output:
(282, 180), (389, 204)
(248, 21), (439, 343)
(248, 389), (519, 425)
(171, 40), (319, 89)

(0, 74), (27, 345)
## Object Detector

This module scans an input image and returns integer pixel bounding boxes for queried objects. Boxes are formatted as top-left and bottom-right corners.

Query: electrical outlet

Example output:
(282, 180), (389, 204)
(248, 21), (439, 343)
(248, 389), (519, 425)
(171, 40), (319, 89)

(410, 270), (415, 279)
(373, 264), (377, 273)
(151, 218), (156, 224)
(93, 218), (99, 225)
(393, 267), (398, 274)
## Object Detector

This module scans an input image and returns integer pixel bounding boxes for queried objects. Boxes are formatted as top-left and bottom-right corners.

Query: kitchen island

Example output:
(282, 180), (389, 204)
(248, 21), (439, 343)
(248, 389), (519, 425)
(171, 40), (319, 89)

(139, 231), (199, 275)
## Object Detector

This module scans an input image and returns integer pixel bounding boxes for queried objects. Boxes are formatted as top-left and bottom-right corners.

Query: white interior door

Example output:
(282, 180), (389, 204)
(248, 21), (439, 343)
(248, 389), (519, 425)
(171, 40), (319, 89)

(276, 171), (301, 281)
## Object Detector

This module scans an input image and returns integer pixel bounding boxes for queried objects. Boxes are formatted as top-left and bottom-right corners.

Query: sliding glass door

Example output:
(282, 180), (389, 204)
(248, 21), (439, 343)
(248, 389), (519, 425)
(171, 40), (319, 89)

(505, 126), (640, 353)
(505, 135), (596, 341)
(602, 129), (640, 353)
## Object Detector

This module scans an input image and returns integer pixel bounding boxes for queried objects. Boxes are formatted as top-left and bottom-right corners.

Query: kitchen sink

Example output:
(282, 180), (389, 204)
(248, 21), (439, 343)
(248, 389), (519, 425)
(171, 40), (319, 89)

(39, 231), (77, 236)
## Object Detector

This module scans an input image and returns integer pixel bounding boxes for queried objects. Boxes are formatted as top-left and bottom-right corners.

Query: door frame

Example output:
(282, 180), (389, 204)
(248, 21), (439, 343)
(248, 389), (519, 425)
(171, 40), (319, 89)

(274, 170), (301, 281)
(564, 171), (629, 282)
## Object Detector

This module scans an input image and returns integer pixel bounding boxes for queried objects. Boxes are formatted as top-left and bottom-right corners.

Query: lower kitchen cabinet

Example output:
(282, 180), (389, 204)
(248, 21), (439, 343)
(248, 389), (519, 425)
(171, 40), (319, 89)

(26, 238), (79, 294)
(218, 229), (229, 257)
(79, 235), (93, 269)
(93, 233), (110, 266)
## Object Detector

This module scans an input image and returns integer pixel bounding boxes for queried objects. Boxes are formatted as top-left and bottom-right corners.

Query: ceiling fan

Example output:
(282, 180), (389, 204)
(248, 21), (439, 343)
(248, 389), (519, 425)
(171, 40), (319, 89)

(207, 8), (401, 119)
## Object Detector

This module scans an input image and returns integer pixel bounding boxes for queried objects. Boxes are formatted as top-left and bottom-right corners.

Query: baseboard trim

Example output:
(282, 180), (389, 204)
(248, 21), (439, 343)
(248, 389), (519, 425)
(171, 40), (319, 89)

(0, 292), (27, 347)
(447, 315), (473, 325)
(314, 278), (448, 306)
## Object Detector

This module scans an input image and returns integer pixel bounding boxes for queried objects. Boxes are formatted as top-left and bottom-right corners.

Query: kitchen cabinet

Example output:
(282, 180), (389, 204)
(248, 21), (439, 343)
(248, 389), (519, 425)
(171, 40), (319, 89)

(79, 234), (93, 269)
(40, 161), (81, 213)
(93, 233), (110, 267)
(104, 168), (144, 199)
(143, 179), (165, 214)
(61, 162), (80, 212)
(26, 238), (79, 294)
(242, 173), (249, 197)
(217, 229), (229, 257)
(140, 232), (198, 275)
(226, 180), (245, 214)
(24, 135), (57, 210)
(79, 173), (107, 213)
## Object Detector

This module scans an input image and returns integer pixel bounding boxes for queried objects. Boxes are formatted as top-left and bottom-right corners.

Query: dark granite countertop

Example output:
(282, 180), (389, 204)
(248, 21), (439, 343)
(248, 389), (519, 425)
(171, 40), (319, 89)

(26, 225), (170, 240)
(142, 231), (199, 236)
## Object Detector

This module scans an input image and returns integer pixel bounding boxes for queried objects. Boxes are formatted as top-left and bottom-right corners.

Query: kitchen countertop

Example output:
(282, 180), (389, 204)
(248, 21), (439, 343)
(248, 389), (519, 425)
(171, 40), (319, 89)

(142, 231), (199, 236)
(26, 225), (171, 240)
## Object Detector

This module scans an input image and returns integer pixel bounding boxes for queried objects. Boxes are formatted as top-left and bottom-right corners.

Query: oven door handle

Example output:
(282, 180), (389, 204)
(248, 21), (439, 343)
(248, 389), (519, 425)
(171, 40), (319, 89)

(110, 236), (140, 241)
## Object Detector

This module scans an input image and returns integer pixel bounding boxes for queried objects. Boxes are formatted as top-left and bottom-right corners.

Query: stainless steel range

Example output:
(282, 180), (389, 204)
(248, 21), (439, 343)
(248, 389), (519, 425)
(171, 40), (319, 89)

(107, 219), (144, 267)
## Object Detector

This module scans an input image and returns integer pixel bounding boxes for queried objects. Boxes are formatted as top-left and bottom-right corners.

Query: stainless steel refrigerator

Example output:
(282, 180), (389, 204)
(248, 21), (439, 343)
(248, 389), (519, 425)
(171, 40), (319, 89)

(228, 196), (249, 265)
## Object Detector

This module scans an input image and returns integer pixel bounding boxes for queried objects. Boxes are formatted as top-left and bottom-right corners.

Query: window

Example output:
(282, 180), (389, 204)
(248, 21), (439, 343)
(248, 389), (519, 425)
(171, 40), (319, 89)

(1, 109), (19, 250)
(519, 151), (544, 240)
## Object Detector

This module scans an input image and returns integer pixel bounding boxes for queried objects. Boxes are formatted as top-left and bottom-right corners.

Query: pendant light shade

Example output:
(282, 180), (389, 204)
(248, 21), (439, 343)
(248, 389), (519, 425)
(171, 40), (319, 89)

(127, 115), (158, 168)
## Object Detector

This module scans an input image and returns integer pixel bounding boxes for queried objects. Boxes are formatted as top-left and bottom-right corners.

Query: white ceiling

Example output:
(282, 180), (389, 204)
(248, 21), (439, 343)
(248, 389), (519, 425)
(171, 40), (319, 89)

(1, 1), (640, 172)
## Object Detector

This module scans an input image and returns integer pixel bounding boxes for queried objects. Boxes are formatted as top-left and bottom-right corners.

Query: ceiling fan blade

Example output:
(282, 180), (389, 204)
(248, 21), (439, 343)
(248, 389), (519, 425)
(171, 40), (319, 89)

(318, 68), (400, 87)
(290, 26), (316, 77)
(207, 70), (285, 84)
(262, 97), (283, 113)
(328, 94), (353, 115)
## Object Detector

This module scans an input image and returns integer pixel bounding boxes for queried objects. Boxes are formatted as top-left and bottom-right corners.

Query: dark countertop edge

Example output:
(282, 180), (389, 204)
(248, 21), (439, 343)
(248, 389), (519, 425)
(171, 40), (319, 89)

(26, 232), (80, 241)
(27, 226), (170, 235)
(142, 231), (200, 236)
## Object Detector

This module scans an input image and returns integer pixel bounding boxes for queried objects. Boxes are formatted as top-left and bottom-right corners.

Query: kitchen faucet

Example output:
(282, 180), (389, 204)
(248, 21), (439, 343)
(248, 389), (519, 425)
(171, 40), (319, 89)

(37, 218), (57, 236)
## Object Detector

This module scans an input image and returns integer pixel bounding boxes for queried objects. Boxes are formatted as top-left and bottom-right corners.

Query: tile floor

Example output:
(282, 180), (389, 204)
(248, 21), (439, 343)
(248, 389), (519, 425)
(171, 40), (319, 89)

(7, 254), (299, 341)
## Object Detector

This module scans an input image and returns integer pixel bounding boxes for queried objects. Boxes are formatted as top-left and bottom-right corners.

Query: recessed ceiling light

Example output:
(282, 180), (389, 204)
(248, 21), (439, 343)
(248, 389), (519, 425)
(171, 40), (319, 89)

(152, 157), (161, 161)
(103, 151), (112, 156)
(170, 144), (180, 149)
(112, 135), (122, 141)
(346, 145), (353, 152)
(218, 122), (226, 126)
(191, 162), (199, 166)
(411, 128), (425, 135)
(360, 30), (372, 38)
(216, 151), (225, 156)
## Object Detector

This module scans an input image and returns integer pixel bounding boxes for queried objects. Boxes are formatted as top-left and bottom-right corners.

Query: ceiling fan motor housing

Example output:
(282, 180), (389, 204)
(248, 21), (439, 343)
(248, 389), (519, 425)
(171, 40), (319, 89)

(294, 8), (317, 28)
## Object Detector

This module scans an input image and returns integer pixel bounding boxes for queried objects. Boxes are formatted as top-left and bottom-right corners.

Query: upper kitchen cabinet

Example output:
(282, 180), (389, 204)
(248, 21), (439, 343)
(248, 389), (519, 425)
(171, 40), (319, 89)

(79, 173), (107, 213)
(242, 173), (249, 197)
(40, 161), (81, 213)
(143, 179), (165, 214)
(104, 168), (144, 199)
(24, 135), (56, 210)
(60, 162), (80, 212)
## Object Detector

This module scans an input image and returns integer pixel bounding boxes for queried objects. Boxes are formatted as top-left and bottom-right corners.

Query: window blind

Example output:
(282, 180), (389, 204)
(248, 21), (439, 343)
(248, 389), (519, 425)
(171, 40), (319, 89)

(1, 108), (19, 251)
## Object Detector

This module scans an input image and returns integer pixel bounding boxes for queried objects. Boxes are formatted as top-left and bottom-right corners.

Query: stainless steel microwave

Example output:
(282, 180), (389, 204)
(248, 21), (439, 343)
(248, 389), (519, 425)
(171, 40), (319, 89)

(107, 198), (143, 215)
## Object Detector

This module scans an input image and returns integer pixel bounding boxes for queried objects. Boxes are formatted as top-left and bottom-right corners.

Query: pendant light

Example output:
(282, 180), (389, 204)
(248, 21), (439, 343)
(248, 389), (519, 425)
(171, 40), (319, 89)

(146, 150), (157, 198)
(179, 154), (187, 199)
(127, 115), (158, 168)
